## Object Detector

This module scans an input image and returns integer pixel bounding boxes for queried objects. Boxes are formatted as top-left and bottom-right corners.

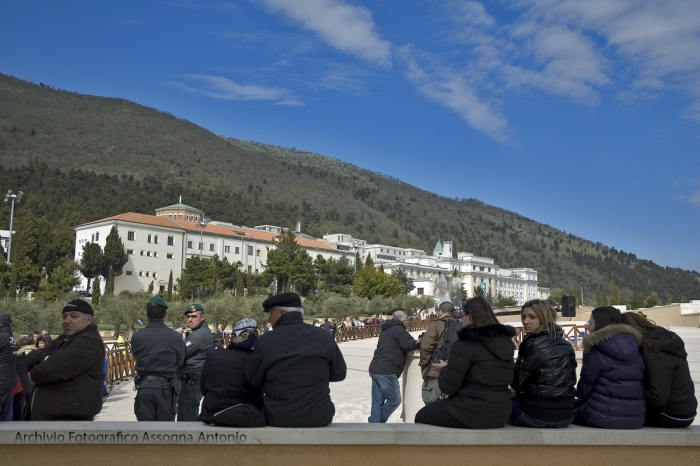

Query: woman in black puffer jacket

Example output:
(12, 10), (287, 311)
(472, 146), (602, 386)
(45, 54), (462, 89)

(510, 299), (577, 428)
(623, 312), (697, 428)
(414, 297), (516, 429)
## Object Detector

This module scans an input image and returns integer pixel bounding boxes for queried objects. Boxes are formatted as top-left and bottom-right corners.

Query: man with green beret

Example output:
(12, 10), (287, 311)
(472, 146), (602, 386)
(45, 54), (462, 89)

(130, 296), (185, 421)
(176, 303), (213, 421)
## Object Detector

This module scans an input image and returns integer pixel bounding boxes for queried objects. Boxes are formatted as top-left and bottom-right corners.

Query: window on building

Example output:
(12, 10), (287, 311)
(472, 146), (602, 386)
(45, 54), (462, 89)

(128, 231), (135, 241)
(147, 251), (151, 257)
(247, 246), (253, 255)
(195, 216), (199, 222)
(153, 272), (157, 278)
(179, 214), (182, 220)
(209, 244), (215, 251)
(145, 272), (150, 277)
(153, 252), (158, 258)
(256, 249), (260, 257)
(148, 235), (152, 243)
(95, 232), (99, 241)
(235, 247), (240, 254)
(138, 271), (143, 277)
(154, 235), (159, 244)
(417, 287), (424, 296)
(187, 241), (193, 249)
(255, 268), (259, 273)
(167, 236), (174, 246)
(168, 214), (172, 219)
(127, 249), (134, 255)
(198, 243), (203, 250)
(140, 251), (145, 256)
(125, 271), (132, 276)
(248, 266), (252, 272)
(167, 253), (174, 259)
(225, 246), (230, 253)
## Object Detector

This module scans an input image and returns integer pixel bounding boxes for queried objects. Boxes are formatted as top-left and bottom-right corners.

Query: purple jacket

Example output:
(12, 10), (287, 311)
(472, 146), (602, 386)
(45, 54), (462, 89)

(576, 324), (645, 429)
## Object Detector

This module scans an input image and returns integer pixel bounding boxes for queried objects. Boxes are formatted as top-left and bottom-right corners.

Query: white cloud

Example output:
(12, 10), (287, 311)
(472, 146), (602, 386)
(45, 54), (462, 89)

(168, 75), (291, 102)
(405, 59), (509, 140)
(257, 0), (392, 67)
(689, 188), (700, 207)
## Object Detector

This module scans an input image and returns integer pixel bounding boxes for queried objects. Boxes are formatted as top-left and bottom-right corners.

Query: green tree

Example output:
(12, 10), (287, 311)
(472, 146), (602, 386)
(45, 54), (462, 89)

(352, 255), (404, 299)
(10, 256), (41, 298)
(263, 229), (315, 295)
(548, 288), (564, 305)
(103, 225), (128, 295)
(645, 292), (661, 308)
(391, 267), (415, 294)
(166, 270), (173, 301)
(80, 242), (104, 292)
(472, 284), (485, 297)
(92, 276), (102, 305)
(40, 262), (80, 301)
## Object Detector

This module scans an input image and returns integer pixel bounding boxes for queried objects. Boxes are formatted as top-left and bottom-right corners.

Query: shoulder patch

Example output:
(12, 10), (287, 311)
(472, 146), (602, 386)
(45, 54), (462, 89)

(185, 340), (193, 347)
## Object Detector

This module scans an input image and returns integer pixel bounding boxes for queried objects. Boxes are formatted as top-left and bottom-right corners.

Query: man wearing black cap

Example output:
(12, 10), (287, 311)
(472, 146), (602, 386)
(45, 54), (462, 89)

(131, 296), (185, 421)
(27, 299), (106, 420)
(0, 314), (18, 421)
(246, 292), (347, 427)
(176, 303), (213, 421)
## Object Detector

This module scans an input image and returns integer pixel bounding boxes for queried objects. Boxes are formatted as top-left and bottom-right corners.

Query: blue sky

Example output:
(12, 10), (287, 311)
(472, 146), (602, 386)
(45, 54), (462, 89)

(2, 1), (700, 272)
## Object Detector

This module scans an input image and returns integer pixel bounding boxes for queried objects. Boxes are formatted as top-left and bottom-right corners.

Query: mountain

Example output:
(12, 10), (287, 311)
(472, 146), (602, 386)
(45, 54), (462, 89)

(1, 73), (699, 303)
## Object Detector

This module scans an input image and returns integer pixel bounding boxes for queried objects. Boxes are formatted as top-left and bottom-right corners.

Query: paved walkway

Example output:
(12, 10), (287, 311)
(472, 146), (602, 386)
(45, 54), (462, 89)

(97, 327), (700, 425)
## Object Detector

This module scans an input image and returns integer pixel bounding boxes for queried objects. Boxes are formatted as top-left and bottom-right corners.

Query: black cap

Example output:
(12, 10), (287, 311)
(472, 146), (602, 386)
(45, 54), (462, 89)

(0, 314), (12, 325)
(63, 299), (95, 315)
(262, 292), (302, 312)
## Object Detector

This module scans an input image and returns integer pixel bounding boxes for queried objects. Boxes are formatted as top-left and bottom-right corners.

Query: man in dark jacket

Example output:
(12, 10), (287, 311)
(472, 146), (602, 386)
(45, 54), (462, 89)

(28, 300), (106, 420)
(131, 296), (185, 421)
(176, 303), (213, 421)
(0, 314), (18, 421)
(368, 310), (418, 423)
(246, 292), (347, 427)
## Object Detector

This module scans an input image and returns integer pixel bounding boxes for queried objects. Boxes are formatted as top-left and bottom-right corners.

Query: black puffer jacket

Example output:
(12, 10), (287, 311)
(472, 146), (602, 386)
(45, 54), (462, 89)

(368, 319), (418, 376)
(201, 346), (264, 413)
(512, 326), (577, 421)
(438, 324), (516, 428)
(29, 323), (106, 420)
(643, 326), (697, 418)
(245, 312), (347, 427)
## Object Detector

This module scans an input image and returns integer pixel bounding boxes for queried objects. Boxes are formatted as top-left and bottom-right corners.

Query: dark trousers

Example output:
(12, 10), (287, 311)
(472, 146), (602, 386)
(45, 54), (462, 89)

(645, 409), (695, 428)
(414, 398), (469, 428)
(507, 396), (572, 428)
(134, 386), (176, 421)
(0, 384), (13, 422)
(177, 380), (202, 422)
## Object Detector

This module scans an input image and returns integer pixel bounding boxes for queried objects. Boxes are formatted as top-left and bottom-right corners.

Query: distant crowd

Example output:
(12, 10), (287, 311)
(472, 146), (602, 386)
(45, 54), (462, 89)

(0, 292), (696, 430)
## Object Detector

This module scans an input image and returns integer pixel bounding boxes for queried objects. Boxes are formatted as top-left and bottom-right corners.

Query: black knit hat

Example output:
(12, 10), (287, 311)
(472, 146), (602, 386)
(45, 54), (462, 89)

(63, 299), (95, 315)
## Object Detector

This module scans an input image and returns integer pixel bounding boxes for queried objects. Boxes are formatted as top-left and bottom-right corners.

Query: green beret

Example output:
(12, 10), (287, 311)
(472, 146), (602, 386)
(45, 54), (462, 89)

(185, 303), (204, 315)
(149, 296), (168, 309)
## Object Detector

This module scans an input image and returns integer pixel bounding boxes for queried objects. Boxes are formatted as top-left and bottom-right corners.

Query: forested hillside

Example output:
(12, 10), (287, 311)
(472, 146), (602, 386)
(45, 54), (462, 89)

(1, 73), (699, 304)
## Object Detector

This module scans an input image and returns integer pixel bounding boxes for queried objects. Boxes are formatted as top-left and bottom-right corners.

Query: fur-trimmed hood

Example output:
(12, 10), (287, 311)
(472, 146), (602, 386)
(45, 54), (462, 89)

(582, 324), (642, 359)
(458, 324), (516, 361)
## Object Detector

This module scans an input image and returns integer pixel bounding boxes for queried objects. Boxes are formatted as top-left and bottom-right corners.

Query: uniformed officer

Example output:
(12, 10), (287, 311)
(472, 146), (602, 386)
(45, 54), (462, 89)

(177, 303), (214, 422)
(130, 296), (185, 421)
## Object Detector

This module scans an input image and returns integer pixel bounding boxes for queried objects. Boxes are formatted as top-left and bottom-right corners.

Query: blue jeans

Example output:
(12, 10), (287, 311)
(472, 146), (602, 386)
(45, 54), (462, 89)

(508, 397), (572, 428)
(369, 372), (401, 423)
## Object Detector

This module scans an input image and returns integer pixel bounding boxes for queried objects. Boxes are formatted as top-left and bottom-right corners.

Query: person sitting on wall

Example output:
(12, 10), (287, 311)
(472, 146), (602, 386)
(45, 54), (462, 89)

(245, 292), (347, 427)
(200, 318), (265, 427)
(623, 312), (697, 428)
(26, 300), (105, 421)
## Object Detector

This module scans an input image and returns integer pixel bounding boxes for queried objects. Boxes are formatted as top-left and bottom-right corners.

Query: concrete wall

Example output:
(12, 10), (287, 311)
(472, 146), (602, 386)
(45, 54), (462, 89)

(2, 423), (699, 466)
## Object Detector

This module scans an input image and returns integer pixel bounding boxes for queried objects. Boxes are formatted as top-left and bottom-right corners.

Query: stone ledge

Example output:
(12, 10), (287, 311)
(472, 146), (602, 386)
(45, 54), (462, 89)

(1, 422), (699, 446)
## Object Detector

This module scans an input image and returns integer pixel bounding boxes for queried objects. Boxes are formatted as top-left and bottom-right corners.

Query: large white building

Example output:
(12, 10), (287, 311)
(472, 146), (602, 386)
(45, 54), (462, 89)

(321, 235), (547, 306)
(74, 203), (353, 294)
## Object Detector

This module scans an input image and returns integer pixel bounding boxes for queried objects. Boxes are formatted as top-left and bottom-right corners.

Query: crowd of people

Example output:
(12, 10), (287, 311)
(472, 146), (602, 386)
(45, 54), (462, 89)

(0, 292), (696, 430)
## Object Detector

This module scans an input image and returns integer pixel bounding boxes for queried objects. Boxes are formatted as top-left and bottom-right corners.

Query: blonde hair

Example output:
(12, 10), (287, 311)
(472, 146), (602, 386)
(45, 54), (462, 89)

(521, 299), (558, 337)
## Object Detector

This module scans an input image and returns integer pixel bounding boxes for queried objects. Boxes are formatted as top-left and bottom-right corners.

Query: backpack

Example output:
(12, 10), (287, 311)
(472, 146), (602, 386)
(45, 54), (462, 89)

(433, 318), (462, 361)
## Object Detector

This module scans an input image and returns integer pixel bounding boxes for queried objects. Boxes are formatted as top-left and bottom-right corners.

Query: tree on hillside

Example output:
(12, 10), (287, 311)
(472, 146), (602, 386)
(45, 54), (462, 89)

(80, 242), (104, 292)
(263, 229), (315, 295)
(103, 225), (128, 295)
(314, 255), (355, 296)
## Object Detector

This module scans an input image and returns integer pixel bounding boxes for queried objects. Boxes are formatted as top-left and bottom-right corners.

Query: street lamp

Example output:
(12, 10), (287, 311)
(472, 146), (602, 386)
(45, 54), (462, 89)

(195, 213), (211, 260)
(4, 190), (23, 265)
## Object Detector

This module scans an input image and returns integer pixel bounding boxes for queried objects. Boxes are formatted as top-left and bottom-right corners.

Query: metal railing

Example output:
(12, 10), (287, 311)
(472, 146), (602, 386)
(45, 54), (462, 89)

(513, 324), (586, 351)
(105, 319), (431, 387)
